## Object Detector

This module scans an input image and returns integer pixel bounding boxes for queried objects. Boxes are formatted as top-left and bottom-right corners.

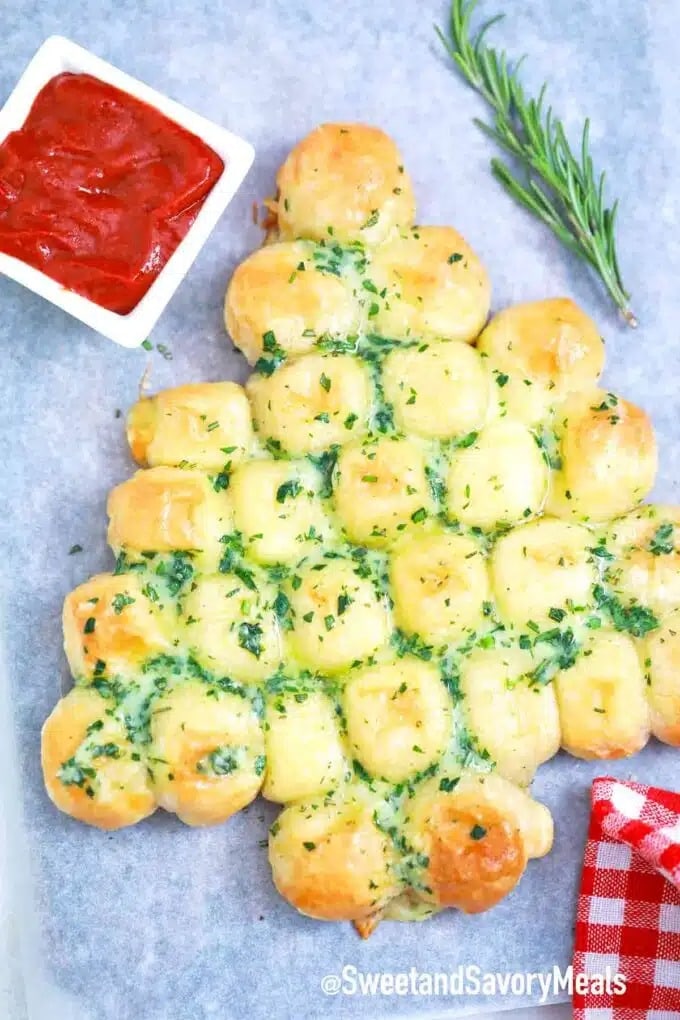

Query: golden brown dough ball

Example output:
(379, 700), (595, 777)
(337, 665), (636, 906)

(554, 630), (650, 759)
(41, 687), (156, 830)
(477, 298), (604, 425)
(149, 681), (265, 827)
(368, 226), (490, 344)
(476, 772), (554, 860)
(286, 558), (390, 673)
(343, 658), (452, 782)
(127, 382), (253, 471)
(263, 691), (347, 803)
(459, 647), (561, 785)
(446, 422), (549, 529)
(404, 772), (552, 914)
(63, 573), (170, 680)
(225, 240), (361, 364)
(275, 123), (415, 245)
(643, 608), (680, 745)
(230, 459), (331, 565)
(333, 436), (433, 547)
(547, 389), (657, 522)
(490, 517), (597, 627)
(247, 351), (372, 456)
(390, 532), (490, 643)
(182, 575), (282, 684)
(604, 504), (680, 619)
(269, 794), (400, 921)
(107, 467), (232, 567)
(381, 340), (490, 440)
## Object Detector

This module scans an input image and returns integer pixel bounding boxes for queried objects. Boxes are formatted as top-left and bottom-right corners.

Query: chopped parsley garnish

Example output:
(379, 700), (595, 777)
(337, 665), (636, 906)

(454, 431), (478, 449)
(352, 759), (374, 784)
(439, 777), (460, 792)
(197, 746), (240, 776)
(254, 330), (286, 377)
(307, 446), (339, 498)
(264, 437), (285, 459)
(373, 403), (394, 433)
(111, 593), (135, 615)
(361, 209), (380, 230)
(648, 522), (675, 556)
(392, 629), (433, 661)
(58, 757), (96, 788)
(90, 743), (121, 759)
(276, 478), (303, 504)
(273, 591), (292, 627)
(425, 464), (447, 505)
(588, 540), (613, 561)
(591, 393), (618, 412)
(593, 584), (659, 637)
(156, 552), (194, 595)
(212, 465), (232, 492)
(533, 428), (563, 471)
(527, 626), (579, 686)
(218, 532), (257, 590)
(237, 622), (264, 658)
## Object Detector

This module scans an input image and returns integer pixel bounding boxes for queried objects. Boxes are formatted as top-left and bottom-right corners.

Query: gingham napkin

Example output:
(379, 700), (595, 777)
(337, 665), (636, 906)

(573, 777), (680, 1019)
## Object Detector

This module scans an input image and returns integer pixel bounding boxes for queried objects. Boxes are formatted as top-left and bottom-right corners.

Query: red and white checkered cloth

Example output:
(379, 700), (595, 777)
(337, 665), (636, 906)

(573, 777), (680, 1019)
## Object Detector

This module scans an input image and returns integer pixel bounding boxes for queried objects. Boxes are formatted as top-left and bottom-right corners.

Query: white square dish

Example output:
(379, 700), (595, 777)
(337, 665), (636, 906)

(0, 35), (255, 347)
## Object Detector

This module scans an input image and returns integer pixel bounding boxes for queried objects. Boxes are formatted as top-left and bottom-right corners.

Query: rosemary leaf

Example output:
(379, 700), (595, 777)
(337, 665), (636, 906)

(437, 0), (636, 326)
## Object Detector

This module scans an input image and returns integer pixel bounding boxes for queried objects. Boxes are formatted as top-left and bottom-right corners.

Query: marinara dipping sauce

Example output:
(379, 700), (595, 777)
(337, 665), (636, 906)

(0, 73), (224, 314)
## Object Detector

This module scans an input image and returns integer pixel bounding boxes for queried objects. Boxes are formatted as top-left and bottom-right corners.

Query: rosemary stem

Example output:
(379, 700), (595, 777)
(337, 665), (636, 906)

(437, 0), (636, 326)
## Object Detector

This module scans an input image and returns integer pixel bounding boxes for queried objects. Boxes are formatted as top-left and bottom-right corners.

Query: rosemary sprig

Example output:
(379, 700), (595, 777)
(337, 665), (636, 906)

(436, 0), (636, 326)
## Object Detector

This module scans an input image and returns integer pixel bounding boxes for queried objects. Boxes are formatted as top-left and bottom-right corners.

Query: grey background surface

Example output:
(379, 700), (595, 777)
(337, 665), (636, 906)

(1, 1), (679, 1018)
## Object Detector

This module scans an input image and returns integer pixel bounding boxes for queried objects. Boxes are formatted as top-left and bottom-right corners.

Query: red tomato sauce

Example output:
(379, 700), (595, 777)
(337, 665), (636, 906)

(0, 73), (224, 314)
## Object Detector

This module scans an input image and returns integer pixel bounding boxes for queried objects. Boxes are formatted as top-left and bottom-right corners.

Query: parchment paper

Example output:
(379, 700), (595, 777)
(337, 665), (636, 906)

(1, 1), (679, 1017)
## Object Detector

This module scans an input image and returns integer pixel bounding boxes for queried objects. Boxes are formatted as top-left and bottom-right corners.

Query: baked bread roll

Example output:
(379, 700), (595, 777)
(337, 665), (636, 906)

(247, 351), (371, 455)
(547, 388), (657, 521)
(446, 422), (549, 528)
(275, 123), (415, 245)
(127, 381), (253, 470)
(43, 122), (680, 939)
(555, 630), (650, 759)
(225, 241), (362, 363)
(477, 298), (604, 425)
(42, 687), (156, 831)
(369, 226), (491, 344)
(404, 773), (553, 913)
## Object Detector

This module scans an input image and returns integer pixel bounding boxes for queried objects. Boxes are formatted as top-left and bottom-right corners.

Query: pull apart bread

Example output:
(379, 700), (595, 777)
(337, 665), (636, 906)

(42, 123), (678, 935)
